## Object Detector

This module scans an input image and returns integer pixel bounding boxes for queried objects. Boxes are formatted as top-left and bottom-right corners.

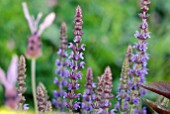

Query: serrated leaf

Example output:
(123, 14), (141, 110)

(139, 82), (170, 99)
(145, 99), (170, 114)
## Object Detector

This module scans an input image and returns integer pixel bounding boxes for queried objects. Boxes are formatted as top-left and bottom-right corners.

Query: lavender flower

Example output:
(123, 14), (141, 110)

(129, 0), (151, 112)
(17, 55), (28, 111)
(66, 5), (85, 111)
(115, 45), (132, 113)
(53, 22), (68, 111)
(82, 67), (95, 112)
(22, 2), (55, 59)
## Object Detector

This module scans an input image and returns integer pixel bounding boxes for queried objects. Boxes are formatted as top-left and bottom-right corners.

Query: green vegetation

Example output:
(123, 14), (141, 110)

(0, 0), (170, 111)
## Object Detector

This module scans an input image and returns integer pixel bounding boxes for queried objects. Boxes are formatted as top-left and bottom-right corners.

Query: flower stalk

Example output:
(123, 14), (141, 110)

(129, 0), (151, 113)
(53, 22), (69, 111)
(66, 5), (85, 112)
(115, 45), (132, 113)
(22, 2), (55, 113)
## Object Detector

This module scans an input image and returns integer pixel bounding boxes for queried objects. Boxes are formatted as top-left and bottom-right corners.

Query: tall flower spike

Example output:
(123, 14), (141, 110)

(114, 45), (132, 113)
(100, 67), (113, 113)
(82, 67), (96, 113)
(129, 0), (151, 113)
(37, 82), (52, 113)
(17, 55), (27, 111)
(92, 66), (113, 114)
(66, 5), (85, 111)
(53, 22), (68, 111)
(92, 75), (104, 111)
(37, 83), (46, 112)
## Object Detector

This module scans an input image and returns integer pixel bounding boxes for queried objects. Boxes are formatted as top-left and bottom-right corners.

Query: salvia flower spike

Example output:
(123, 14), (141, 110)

(53, 22), (68, 111)
(92, 66), (113, 114)
(22, 2), (55, 59)
(82, 67), (96, 112)
(17, 55), (28, 111)
(115, 45), (132, 113)
(37, 82), (52, 113)
(37, 83), (46, 113)
(66, 5), (85, 111)
(128, 0), (151, 112)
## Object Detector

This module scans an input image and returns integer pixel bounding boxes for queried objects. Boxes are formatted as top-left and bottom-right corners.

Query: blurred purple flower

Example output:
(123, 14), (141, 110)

(52, 22), (69, 111)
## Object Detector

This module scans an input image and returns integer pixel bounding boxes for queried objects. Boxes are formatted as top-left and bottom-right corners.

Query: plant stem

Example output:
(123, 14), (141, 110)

(31, 59), (38, 114)
(19, 103), (22, 111)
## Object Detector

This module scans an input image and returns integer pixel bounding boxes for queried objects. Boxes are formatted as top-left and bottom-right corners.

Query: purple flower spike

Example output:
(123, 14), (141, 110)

(66, 5), (85, 112)
(114, 45), (132, 113)
(82, 67), (95, 112)
(129, 0), (151, 112)
(53, 22), (69, 111)
(92, 67), (113, 113)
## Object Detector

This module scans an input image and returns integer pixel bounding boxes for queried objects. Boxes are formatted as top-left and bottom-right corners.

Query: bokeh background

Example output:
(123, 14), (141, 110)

(0, 0), (170, 112)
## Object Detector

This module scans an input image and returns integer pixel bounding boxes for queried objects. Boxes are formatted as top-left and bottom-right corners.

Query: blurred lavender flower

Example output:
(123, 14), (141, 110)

(53, 22), (68, 111)
(22, 2), (55, 59)
(82, 67), (96, 113)
(128, 0), (151, 112)
(114, 45), (132, 113)
(66, 5), (85, 111)
(0, 55), (18, 109)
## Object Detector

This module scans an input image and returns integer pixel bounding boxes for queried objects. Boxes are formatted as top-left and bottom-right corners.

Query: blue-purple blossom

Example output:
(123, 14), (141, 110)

(132, 97), (140, 105)
(134, 108), (140, 114)
(23, 104), (29, 110)
(73, 102), (81, 110)
(142, 107), (147, 114)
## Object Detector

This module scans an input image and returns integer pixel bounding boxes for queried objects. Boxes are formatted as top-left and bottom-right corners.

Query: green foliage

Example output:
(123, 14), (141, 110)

(0, 0), (170, 111)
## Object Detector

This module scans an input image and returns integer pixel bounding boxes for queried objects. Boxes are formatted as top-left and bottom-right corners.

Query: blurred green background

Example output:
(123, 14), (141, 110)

(0, 0), (170, 112)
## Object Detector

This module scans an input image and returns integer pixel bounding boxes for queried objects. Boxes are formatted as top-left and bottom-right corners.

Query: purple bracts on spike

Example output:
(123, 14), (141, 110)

(82, 67), (95, 112)
(53, 22), (68, 111)
(92, 67), (113, 114)
(66, 5), (85, 111)
(129, 0), (151, 110)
